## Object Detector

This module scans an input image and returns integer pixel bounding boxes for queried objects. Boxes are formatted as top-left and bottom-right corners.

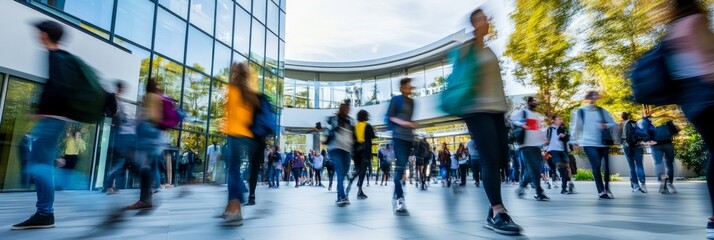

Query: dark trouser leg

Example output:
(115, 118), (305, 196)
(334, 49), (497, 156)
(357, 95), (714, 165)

(464, 113), (507, 207)
(691, 107), (714, 216)
(459, 164), (468, 185)
(623, 145), (639, 188)
(661, 143), (676, 184)
(552, 151), (570, 188)
(602, 147), (611, 192)
(584, 147), (605, 193)
(470, 158), (480, 183)
(520, 147), (544, 194)
(511, 152), (520, 183)
(227, 137), (253, 203)
(249, 138), (265, 198)
(393, 139), (412, 199)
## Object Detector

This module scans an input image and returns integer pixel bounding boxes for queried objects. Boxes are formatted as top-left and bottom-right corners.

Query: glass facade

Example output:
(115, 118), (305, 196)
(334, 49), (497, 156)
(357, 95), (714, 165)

(283, 59), (448, 109)
(0, 0), (287, 190)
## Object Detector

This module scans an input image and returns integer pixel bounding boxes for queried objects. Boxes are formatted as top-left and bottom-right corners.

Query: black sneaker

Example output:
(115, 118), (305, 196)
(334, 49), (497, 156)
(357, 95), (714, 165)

(245, 196), (256, 206)
(336, 197), (350, 207)
(485, 212), (522, 235)
(561, 189), (567, 194)
(706, 219), (714, 239)
(567, 182), (575, 194)
(534, 193), (550, 201)
(357, 192), (368, 199)
(515, 187), (526, 198)
(599, 192), (613, 200)
(12, 213), (55, 230)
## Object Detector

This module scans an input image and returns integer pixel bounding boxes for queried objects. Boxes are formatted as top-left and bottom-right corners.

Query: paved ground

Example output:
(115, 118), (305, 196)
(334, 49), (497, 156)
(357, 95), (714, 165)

(0, 180), (709, 240)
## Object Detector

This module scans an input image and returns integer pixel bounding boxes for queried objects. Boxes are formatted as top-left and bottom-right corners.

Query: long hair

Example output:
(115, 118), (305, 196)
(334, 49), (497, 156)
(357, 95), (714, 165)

(671, 0), (705, 21)
(336, 101), (351, 127)
(229, 62), (259, 108)
(146, 77), (159, 94)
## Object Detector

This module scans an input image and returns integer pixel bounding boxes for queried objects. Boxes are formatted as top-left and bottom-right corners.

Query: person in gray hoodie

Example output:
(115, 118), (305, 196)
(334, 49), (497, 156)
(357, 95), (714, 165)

(570, 91), (618, 199)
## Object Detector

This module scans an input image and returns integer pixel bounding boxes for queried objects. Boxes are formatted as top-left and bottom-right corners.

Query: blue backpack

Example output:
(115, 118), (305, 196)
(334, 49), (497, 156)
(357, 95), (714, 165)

(384, 95), (404, 130)
(629, 42), (679, 106)
(251, 94), (278, 138)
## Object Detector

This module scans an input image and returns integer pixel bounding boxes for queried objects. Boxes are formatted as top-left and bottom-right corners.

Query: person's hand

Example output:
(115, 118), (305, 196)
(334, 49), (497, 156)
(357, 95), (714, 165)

(403, 121), (417, 129)
(572, 144), (580, 151)
(559, 133), (566, 138)
(599, 123), (608, 129)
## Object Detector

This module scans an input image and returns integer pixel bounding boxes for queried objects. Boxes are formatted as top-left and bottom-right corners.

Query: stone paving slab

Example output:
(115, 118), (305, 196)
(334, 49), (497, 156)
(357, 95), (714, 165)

(0, 180), (708, 239)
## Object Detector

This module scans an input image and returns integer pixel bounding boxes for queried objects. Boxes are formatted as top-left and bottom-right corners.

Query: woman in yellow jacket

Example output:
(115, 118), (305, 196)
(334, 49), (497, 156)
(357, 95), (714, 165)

(56, 130), (86, 190)
(222, 62), (260, 226)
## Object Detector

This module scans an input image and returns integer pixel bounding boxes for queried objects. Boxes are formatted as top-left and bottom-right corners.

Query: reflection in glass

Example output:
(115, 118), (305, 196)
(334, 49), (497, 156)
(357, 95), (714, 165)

(186, 26), (214, 74)
(213, 43), (232, 82)
(265, 33), (279, 74)
(180, 132), (207, 182)
(407, 66), (425, 97)
(215, 0), (234, 44)
(282, 78), (294, 107)
(159, 0), (189, 19)
(233, 7), (251, 56)
(251, 19), (266, 65)
(391, 72), (405, 97)
(346, 81), (362, 107)
(0, 78), (41, 190)
(280, 11), (286, 38)
(294, 81), (313, 109)
(267, 1), (279, 34)
(151, 55), (184, 101)
(319, 83), (334, 108)
(235, 0), (251, 12)
(264, 73), (279, 106)
(210, 80), (226, 135)
(362, 78), (377, 106)
(115, 0), (154, 47)
(63, 0), (113, 30)
(190, 0), (216, 35)
(279, 40), (285, 77)
(424, 61), (445, 95)
(183, 70), (210, 133)
(154, 8), (187, 62)
(376, 74), (391, 103)
(253, 0), (267, 23)
(333, 85), (348, 106)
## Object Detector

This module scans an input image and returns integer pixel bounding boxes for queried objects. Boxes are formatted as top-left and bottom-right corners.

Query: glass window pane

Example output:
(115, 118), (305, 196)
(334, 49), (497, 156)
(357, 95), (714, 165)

(215, 0), (233, 45)
(183, 69), (211, 133)
(319, 83), (333, 108)
(121, 43), (151, 102)
(115, 0), (154, 47)
(295, 81), (310, 108)
(213, 42), (231, 82)
(159, 0), (189, 19)
(425, 61), (445, 95)
(362, 79), (377, 106)
(210, 80), (226, 134)
(264, 73), (279, 105)
(279, 40), (285, 77)
(376, 74), (391, 103)
(253, 0), (267, 23)
(233, 51), (248, 66)
(346, 81), (361, 107)
(190, 0), (216, 35)
(280, 0), (286, 11)
(0, 78), (41, 190)
(155, 8), (187, 62)
(279, 10), (286, 39)
(282, 78), (294, 107)
(250, 62), (265, 90)
(233, 7), (251, 56)
(186, 26), (214, 73)
(250, 19), (266, 65)
(64, 0), (113, 30)
(180, 132), (207, 182)
(333, 85), (347, 105)
(391, 72), (405, 97)
(267, 1), (279, 34)
(407, 66), (425, 98)
(236, 0), (251, 12)
(266, 33), (279, 75)
(151, 55), (184, 101)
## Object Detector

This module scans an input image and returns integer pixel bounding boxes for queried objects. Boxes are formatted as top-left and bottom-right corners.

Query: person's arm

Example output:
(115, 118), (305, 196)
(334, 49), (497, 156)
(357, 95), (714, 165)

(509, 110), (525, 128)
(603, 110), (618, 129)
(569, 109), (581, 146)
(145, 93), (163, 125)
(669, 14), (714, 82)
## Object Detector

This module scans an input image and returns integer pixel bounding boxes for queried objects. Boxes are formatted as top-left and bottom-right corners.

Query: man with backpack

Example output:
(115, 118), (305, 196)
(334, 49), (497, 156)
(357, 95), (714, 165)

(511, 97), (549, 201)
(642, 116), (680, 194)
(386, 78), (417, 216)
(619, 112), (648, 193)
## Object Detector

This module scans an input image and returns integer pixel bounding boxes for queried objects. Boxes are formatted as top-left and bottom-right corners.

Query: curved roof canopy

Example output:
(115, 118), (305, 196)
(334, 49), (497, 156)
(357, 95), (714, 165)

(285, 30), (472, 81)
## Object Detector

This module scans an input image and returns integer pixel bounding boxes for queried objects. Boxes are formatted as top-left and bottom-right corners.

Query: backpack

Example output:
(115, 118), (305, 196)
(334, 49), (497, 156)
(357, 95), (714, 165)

(625, 120), (648, 145)
(439, 44), (479, 116)
(629, 42), (679, 106)
(158, 95), (184, 130)
(251, 94), (278, 138)
(67, 55), (109, 123)
(384, 95), (404, 130)
(578, 107), (614, 146)
(511, 110), (527, 145)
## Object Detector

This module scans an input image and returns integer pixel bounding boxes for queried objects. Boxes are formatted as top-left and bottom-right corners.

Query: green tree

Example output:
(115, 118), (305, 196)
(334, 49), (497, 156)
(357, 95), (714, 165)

(505, 0), (582, 122)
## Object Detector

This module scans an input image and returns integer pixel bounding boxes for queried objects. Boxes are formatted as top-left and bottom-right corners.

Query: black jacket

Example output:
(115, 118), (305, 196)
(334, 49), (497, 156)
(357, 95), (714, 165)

(546, 125), (570, 152)
(37, 49), (79, 118)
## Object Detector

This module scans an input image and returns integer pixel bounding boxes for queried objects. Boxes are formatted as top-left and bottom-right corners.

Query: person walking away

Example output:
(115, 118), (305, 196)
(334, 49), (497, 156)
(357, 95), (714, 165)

(414, 136), (431, 190)
(323, 150), (335, 191)
(467, 140), (481, 187)
(455, 143), (470, 187)
(430, 147), (439, 184)
(313, 149), (324, 187)
(207, 142), (222, 183)
(267, 146), (279, 188)
(457, 9), (522, 234)
(103, 81), (136, 194)
(387, 78), (417, 216)
(326, 101), (354, 206)
(546, 115), (574, 195)
(438, 143), (451, 187)
(619, 112), (648, 193)
(643, 116), (680, 194)
(569, 91), (618, 199)
(247, 137), (267, 205)
(291, 150), (304, 188)
(379, 144), (394, 186)
(348, 110), (375, 199)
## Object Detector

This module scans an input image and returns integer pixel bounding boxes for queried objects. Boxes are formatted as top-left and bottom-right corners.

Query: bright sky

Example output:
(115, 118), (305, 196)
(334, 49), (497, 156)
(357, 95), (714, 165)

(285, 0), (533, 95)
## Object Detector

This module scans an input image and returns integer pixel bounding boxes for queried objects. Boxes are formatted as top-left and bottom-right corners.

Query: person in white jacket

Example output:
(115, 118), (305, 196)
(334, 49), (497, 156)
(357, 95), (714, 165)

(510, 97), (548, 201)
(569, 91), (618, 199)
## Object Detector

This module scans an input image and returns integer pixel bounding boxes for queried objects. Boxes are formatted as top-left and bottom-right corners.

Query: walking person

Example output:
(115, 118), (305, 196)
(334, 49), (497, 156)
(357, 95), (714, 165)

(326, 100), (354, 206)
(456, 143), (470, 187)
(458, 9), (522, 234)
(207, 142), (222, 183)
(347, 110), (375, 199)
(313, 149), (325, 187)
(103, 81), (136, 194)
(324, 150), (335, 191)
(546, 115), (575, 194)
(291, 150), (304, 188)
(511, 97), (549, 201)
(267, 146), (279, 188)
(220, 62), (261, 226)
(246, 136), (267, 205)
(619, 112), (648, 193)
(570, 91), (618, 199)
(643, 117), (680, 194)
(414, 136), (431, 190)
(467, 140), (481, 187)
(378, 144), (394, 186)
(386, 78), (417, 216)
(438, 143), (451, 187)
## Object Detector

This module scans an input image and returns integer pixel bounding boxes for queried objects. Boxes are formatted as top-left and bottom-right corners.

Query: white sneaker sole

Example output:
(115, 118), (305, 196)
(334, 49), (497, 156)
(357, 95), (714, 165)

(484, 223), (521, 235)
(11, 224), (55, 230)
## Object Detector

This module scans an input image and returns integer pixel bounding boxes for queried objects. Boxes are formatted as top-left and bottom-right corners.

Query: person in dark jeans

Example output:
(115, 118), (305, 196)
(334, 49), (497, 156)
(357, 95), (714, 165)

(245, 137), (266, 205)
(348, 110), (375, 199)
(387, 78), (417, 216)
(644, 118), (680, 194)
(324, 150), (335, 191)
(291, 150), (304, 188)
(511, 97), (548, 201)
(546, 115), (574, 194)
(619, 112), (647, 193)
(326, 101), (354, 206)
(103, 81), (136, 194)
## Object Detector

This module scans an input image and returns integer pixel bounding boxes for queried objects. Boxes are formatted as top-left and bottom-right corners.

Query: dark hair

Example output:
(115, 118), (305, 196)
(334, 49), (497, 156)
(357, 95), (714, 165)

(230, 62), (260, 108)
(321, 149), (327, 157)
(470, 9), (484, 23)
(672, 0), (705, 20)
(621, 112), (631, 121)
(399, 78), (412, 87)
(357, 110), (369, 122)
(551, 115), (561, 121)
(585, 91), (599, 100)
(146, 77), (159, 94)
(34, 20), (64, 43)
(115, 80), (126, 91)
(527, 96), (536, 103)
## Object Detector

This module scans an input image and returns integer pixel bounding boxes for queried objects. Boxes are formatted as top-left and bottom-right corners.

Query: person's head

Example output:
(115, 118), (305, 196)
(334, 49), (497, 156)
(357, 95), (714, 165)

(551, 115), (563, 126)
(458, 143), (465, 151)
(671, 0), (705, 21)
(621, 112), (631, 121)
(527, 96), (538, 110)
(584, 91), (601, 104)
(73, 130), (81, 138)
(146, 77), (159, 94)
(35, 20), (64, 49)
(399, 78), (414, 96)
(338, 101), (351, 118)
(386, 143), (392, 150)
(321, 149), (327, 157)
(229, 62), (259, 107)
(115, 80), (126, 95)
(442, 142), (448, 150)
(357, 110), (369, 122)
(470, 9), (489, 42)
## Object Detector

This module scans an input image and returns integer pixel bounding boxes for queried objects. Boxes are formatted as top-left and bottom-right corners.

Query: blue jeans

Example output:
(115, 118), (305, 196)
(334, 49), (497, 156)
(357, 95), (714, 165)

(329, 149), (351, 200)
(519, 147), (544, 194)
(26, 118), (67, 214)
(652, 143), (675, 184)
(622, 145), (646, 187)
(393, 138), (413, 199)
(226, 136), (254, 202)
(583, 147), (611, 194)
(268, 165), (277, 187)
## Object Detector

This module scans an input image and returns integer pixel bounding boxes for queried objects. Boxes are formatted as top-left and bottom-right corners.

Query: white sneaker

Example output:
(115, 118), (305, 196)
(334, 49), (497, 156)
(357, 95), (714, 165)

(393, 197), (409, 216)
(640, 184), (648, 193)
(668, 183), (677, 194)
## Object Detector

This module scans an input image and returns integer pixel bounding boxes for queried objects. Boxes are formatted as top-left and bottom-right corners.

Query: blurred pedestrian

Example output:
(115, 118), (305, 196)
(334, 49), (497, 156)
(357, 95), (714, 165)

(326, 101), (354, 206)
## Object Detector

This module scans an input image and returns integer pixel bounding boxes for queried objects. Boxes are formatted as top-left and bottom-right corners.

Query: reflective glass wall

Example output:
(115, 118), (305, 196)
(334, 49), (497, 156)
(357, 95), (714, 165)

(12, 0), (286, 186)
(283, 59), (450, 109)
